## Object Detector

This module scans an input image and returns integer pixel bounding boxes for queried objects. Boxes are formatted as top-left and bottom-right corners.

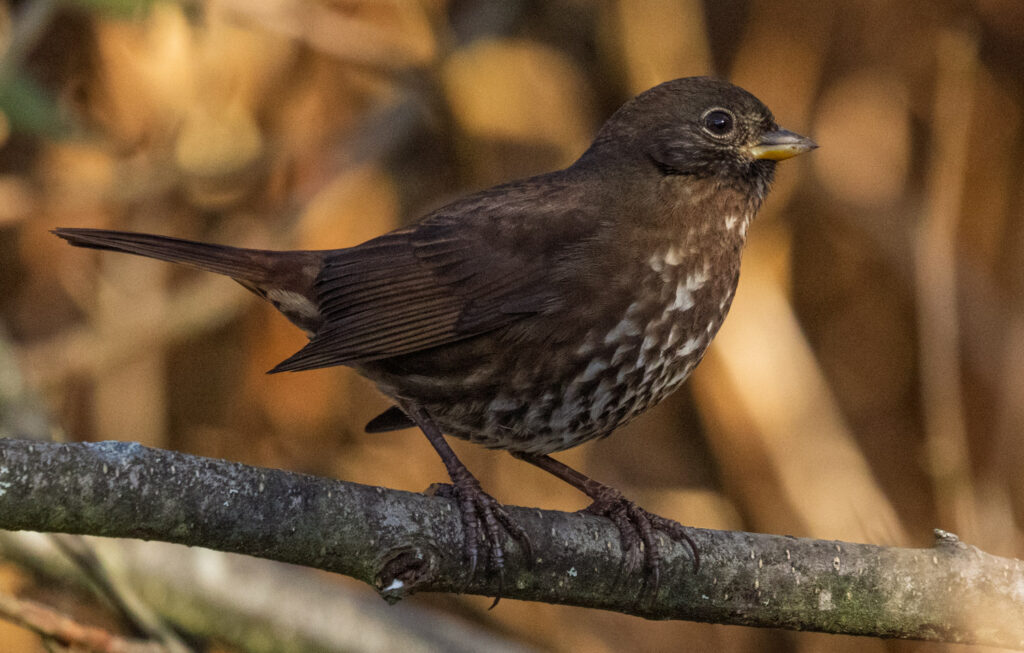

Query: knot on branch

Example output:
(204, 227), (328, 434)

(375, 546), (440, 604)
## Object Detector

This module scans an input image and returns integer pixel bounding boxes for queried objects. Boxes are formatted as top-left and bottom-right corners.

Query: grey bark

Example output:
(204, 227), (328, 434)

(0, 437), (1021, 647)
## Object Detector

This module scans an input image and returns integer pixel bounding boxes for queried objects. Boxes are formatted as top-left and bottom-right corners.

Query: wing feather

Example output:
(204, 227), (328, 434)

(270, 177), (597, 372)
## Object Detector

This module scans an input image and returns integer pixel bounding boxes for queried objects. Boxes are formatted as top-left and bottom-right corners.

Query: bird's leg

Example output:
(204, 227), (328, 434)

(399, 401), (531, 597)
(512, 452), (699, 597)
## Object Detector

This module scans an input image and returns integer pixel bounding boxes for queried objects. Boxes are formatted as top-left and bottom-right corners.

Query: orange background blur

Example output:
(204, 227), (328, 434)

(2, 0), (1023, 651)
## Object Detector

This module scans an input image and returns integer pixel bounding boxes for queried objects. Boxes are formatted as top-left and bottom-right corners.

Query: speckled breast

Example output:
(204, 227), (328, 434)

(422, 246), (740, 455)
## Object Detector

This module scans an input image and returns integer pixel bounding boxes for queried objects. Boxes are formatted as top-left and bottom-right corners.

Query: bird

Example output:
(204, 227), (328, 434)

(54, 76), (816, 598)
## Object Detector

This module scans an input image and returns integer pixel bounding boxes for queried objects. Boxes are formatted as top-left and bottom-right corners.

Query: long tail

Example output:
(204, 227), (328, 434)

(54, 228), (291, 282)
(53, 228), (325, 335)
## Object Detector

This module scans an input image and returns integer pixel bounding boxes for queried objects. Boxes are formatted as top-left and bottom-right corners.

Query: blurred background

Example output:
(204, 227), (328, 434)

(0, 0), (1022, 651)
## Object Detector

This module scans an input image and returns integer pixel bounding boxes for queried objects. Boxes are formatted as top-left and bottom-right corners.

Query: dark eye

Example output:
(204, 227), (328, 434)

(702, 109), (735, 137)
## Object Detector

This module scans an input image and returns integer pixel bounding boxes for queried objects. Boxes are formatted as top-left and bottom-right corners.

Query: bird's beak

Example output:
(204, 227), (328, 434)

(748, 129), (818, 161)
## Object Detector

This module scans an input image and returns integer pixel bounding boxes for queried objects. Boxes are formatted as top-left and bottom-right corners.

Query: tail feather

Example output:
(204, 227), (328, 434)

(53, 228), (281, 282)
(54, 227), (326, 335)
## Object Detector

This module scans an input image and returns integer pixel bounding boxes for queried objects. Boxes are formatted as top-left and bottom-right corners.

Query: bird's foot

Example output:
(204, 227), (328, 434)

(402, 401), (531, 605)
(428, 470), (532, 604)
(582, 484), (699, 599)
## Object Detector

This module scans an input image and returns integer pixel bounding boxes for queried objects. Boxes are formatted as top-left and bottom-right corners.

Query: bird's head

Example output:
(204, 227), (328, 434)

(579, 77), (816, 200)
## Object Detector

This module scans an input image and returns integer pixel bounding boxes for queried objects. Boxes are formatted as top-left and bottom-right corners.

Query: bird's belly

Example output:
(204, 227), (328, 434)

(394, 308), (727, 455)
(426, 322), (717, 453)
(364, 257), (737, 454)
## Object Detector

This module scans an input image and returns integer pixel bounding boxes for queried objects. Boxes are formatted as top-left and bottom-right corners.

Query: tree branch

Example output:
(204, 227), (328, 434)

(0, 532), (534, 653)
(1, 438), (1022, 648)
(0, 589), (166, 653)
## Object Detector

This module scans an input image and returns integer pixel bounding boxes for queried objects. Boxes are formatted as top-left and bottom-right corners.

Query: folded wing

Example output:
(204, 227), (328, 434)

(271, 182), (593, 372)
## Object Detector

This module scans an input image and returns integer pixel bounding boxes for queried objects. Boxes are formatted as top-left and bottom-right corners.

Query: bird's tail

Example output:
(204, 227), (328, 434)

(53, 228), (286, 282)
(53, 228), (325, 334)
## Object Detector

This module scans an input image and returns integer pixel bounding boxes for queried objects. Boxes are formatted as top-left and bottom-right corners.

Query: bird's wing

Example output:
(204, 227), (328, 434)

(270, 180), (594, 372)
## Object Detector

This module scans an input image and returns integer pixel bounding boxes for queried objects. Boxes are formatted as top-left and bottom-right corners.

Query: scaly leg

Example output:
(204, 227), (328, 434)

(512, 451), (698, 596)
(400, 401), (531, 598)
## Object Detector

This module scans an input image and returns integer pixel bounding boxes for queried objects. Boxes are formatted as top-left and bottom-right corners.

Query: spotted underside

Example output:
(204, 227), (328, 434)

(359, 176), (758, 454)
(381, 248), (739, 453)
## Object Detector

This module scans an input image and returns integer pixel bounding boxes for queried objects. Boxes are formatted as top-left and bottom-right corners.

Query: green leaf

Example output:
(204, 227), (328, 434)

(65, 0), (155, 18)
(0, 72), (66, 136)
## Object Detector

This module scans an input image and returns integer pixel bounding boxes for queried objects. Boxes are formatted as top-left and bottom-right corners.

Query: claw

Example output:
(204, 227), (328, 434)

(431, 470), (531, 604)
(513, 451), (699, 601)
(583, 485), (699, 601)
(403, 402), (532, 603)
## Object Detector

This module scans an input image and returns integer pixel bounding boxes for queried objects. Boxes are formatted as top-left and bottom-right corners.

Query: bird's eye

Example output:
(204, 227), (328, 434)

(701, 109), (735, 138)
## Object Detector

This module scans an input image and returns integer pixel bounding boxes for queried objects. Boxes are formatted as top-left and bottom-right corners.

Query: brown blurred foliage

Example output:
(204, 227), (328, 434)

(1, 0), (1023, 651)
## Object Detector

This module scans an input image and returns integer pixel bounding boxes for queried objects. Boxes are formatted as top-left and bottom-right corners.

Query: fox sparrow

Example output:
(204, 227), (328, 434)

(55, 76), (816, 598)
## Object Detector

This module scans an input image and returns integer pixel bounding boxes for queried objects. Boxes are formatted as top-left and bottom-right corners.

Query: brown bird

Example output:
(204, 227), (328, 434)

(54, 76), (815, 596)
